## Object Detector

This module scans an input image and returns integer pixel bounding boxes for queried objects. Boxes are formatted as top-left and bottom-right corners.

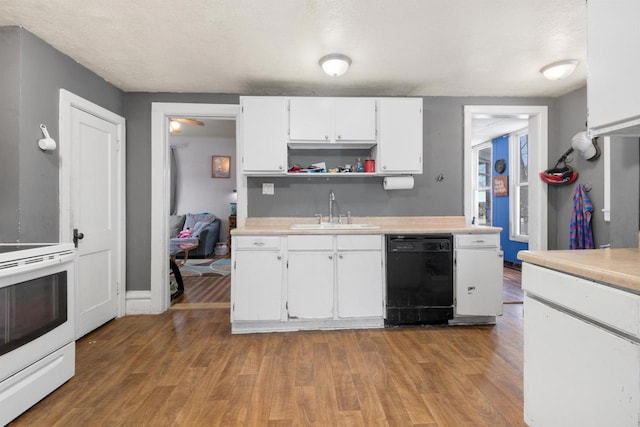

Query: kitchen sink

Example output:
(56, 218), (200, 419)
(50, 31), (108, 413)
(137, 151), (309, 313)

(289, 223), (381, 230)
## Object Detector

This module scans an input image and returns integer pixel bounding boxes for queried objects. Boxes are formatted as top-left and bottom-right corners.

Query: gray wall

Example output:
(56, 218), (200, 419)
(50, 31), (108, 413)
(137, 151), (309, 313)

(549, 87), (640, 249)
(549, 87), (608, 249)
(0, 27), (124, 242)
(126, 95), (563, 291)
(610, 137), (640, 248)
(0, 28), (21, 242)
(123, 93), (238, 290)
(5, 27), (638, 295)
(249, 96), (557, 222)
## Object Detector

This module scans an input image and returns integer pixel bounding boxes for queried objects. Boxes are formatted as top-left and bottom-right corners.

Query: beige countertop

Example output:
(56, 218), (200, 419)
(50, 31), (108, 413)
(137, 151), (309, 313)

(518, 248), (640, 294)
(231, 216), (501, 236)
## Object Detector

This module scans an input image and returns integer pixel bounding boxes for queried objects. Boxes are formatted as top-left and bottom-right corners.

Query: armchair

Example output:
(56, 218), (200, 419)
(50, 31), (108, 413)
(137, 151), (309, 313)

(169, 213), (221, 258)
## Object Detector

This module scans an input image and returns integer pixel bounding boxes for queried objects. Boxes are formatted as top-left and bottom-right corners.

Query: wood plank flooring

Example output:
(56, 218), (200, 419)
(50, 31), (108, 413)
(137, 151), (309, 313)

(11, 267), (525, 426)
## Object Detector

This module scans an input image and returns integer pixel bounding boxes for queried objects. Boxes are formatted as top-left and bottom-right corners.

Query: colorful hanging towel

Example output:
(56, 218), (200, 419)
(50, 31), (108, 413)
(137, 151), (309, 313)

(569, 184), (594, 249)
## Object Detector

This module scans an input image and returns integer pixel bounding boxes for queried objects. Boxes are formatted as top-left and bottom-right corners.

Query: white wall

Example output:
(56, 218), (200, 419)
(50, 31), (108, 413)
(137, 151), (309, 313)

(170, 135), (236, 241)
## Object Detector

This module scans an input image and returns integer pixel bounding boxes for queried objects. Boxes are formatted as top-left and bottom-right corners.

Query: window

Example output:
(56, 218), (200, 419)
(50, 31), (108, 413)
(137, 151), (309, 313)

(472, 141), (492, 226)
(510, 129), (529, 241)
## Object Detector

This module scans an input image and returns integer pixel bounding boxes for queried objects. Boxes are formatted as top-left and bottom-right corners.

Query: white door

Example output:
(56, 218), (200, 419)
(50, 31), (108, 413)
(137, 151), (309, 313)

(70, 107), (120, 338)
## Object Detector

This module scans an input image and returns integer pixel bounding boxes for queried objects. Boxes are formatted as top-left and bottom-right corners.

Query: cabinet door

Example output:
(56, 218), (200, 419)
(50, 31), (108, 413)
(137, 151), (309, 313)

(334, 98), (377, 141)
(289, 98), (332, 141)
(588, 0), (640, 135)
(233, 250), (283, 321)
(524, 296), (640, 426)
(455, 248), (502, 316)
(287, 251), (334, 319)
(378, 98), (423, 173)
(241, 97), (287, 173)
(337, 251), (383, 318)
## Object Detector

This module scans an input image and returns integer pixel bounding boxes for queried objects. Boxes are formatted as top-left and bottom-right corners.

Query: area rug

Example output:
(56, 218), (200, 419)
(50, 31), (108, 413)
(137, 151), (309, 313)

(209, 258), (231, 276)
(179, 258), (231, 276)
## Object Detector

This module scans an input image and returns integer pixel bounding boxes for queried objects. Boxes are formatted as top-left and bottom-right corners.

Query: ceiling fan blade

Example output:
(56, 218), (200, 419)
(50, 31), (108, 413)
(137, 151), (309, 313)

(174, 118), (204, 126)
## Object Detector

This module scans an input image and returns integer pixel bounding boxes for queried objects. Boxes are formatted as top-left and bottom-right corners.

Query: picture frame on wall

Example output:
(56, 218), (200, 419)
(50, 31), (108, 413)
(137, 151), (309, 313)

(212, 155), (231, 178)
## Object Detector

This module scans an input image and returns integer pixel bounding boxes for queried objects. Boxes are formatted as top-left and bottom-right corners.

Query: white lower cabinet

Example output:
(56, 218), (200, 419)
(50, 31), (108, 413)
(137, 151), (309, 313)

(232, 233), (384, 333)
(232, 236), (284, 322)
(287, 234), (383, 320)
(287, 251), (334, 319)
(336, 237), (384, 318)
(454, 234), (503, 317)
(523, 263), (640, 426)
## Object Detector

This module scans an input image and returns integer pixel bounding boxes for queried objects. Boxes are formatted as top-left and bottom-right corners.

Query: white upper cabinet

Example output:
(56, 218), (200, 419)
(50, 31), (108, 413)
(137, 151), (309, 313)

(334, 98), (377, 141)
(588, 0), (640, 136)
(240, 97), (288, 173)
(289, 98), (332, 142)
(377, 98), (423, 173)
(289, 97), (377, 145)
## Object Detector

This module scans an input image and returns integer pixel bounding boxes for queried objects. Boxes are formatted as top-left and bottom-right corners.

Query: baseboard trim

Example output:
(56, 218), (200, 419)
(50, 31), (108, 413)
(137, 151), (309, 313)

(125, 290), (152, 315)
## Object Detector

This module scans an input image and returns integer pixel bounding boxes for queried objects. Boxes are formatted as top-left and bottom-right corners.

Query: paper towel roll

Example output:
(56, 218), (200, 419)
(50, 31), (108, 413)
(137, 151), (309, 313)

(383, 176), (414, 190)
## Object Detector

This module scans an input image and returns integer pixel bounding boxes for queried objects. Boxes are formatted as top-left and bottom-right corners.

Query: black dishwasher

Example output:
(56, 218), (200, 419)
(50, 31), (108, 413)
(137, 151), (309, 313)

(386, 234), (454, 326)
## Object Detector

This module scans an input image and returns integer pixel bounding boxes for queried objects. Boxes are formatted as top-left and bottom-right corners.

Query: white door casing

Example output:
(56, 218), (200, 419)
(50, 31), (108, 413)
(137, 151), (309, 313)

(463, 105), (548, 251)
(151, 103), (241, 313)
(59, 89), (126, 338)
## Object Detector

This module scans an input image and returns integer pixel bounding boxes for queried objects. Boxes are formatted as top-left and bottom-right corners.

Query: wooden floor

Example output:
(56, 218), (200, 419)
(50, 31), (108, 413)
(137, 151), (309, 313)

(11, 268), (525, 426)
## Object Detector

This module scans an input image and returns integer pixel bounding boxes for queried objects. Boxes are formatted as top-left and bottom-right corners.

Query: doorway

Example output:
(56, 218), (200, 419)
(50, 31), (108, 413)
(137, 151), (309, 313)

(150, 103), (241, 313)
(464, 106), (548, 252)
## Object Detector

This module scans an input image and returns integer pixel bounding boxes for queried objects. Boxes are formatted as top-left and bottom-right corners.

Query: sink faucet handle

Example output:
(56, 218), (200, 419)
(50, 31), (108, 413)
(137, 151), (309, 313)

(347, 211), (352, 224)
(338, 214), (344, 224)
(314, 214), (323, 224)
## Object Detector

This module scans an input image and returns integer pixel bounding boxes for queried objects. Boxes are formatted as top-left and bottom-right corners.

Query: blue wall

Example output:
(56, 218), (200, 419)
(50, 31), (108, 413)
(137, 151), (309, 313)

(492, 135), (528, 263)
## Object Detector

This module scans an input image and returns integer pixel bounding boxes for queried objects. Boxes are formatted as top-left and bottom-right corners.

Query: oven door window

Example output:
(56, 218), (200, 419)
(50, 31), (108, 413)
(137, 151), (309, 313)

(0, 272), (68, 356)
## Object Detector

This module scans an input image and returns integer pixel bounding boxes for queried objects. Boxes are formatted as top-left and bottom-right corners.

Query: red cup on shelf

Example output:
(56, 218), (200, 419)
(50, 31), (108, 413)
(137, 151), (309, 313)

(364, 159), (375, 172)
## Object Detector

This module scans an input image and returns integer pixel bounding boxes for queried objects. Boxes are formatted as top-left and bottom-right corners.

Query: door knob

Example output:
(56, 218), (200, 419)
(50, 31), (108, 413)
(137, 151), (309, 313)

(73, 228), (84, 248)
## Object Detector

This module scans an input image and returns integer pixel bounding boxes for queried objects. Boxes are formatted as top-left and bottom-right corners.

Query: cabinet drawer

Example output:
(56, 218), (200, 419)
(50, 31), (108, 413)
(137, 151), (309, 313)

(288, 235), (333, 251)
(234, 236), (281, 250)
(337, 234), (382, 251)
(455, 233), (499, 248)
(523, 263), (640, 339)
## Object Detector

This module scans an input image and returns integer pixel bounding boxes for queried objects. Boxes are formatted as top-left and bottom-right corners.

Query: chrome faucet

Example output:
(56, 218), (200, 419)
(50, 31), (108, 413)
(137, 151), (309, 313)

(329, 190), (335, 223)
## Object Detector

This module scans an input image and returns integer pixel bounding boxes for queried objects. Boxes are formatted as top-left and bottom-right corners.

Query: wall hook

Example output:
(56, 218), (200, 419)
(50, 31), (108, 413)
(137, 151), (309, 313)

(38, 124), (57, 151)
(436, 174), (445, 182)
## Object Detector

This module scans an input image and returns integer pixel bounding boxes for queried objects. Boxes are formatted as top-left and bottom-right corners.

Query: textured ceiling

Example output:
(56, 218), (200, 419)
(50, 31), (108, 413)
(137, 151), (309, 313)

(0, 0), (586, 97)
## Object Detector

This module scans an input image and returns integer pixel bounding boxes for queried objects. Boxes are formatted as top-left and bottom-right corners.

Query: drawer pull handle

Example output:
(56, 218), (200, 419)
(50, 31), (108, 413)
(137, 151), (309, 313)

(253, 242), (265, 246)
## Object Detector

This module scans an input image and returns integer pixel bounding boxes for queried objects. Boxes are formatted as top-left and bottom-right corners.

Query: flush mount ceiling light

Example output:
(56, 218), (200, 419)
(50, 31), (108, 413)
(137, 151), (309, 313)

(540, 60), (579, 80)
(319, 54), (352, 77)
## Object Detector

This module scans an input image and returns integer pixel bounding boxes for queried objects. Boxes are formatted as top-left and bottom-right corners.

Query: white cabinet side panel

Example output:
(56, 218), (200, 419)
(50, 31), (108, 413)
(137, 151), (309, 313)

(524, 296), (640, 426)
